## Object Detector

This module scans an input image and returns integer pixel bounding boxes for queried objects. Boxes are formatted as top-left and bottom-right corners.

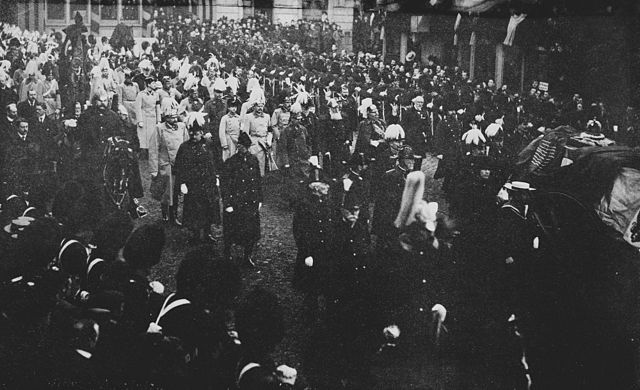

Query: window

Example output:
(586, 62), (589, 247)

(122, 0), (140, 20)
(99, 0), (118, 20)
(302, 0), (328, 10)
(47, 0), (66, 20)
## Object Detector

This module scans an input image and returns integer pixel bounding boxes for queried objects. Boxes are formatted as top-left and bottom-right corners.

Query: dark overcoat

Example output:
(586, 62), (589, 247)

(221, 150), (262, 246)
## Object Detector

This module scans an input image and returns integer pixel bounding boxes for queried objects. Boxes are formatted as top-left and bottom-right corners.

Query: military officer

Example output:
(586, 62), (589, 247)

(332, 153), (372, 222)
(372, 146), (419, 248)
(292, 163), (337, 320)
(221, 132), (263, 266)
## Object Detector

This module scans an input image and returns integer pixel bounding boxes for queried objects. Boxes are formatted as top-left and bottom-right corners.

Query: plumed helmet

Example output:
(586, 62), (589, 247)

(394, 171), (426, 229)
(384, 124), (405, 140)
(398, 145), (415, 160)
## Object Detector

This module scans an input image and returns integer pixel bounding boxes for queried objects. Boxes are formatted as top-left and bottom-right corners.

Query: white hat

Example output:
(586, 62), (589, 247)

(412, 95), (424, 103)
(504, 181), (535, 191)
(485, 122), (502, 138)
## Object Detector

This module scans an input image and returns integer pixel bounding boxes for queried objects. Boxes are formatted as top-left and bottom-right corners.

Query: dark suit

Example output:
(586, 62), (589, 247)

(17, 99), (38, 122)
(30, 115), (61, 171)
(1, 130), (43, 196)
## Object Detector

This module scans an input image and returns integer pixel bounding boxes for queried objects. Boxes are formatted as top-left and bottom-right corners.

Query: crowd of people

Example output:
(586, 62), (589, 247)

(1, 6), (640, 389)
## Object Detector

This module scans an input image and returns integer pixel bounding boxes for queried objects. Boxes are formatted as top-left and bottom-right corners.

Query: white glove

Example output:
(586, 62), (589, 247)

(151, 172), (158, 178)
(203, 132), (212, 139)
(305, 256), (313, 267)
(181, 183), (188, 194)
(225, 206), (234, 213)
(276, 365), (297, 385)
(259, 202), (262, 210)
(383, 324), (401, 340)
(436, 154), (443, 160)
(149, 281), (165, 294)
(146, 322), (163, 334)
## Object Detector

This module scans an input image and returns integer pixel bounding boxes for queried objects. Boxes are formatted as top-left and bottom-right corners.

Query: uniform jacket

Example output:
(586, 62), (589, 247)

(372, 166), (407, 240)
(221, 150), (263, 211)
(354, 117), (386, 156)
(401, 107), (428, 154)
(77, 107), (122, 164)
(148, 121), (189, 177)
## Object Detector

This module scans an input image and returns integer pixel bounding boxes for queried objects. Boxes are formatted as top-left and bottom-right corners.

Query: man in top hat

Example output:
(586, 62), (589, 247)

(221, 131), (262, 266)
(401, 95), (429, 157)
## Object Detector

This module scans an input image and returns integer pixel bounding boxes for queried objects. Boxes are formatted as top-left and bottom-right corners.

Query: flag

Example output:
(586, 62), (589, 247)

(503, 13), (527, 46)
(453, 13), (462, 46)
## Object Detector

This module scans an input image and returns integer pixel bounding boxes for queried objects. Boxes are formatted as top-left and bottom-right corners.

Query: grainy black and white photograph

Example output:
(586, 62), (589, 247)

(0, 0), (639, 388)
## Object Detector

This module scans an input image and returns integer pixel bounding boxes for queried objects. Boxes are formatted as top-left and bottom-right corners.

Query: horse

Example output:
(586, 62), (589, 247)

(102, 136), (145, 218)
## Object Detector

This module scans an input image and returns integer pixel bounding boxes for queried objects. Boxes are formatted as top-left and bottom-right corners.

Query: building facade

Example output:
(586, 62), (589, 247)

(16, 0), (355, 47)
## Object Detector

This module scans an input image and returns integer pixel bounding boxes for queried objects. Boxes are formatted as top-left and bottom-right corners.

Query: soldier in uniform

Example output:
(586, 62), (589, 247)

(354, 99), (386, 159)
(242, 101), (271, 177)
(221, 132), (263, 266)
(76, 92), (123, 222)
(174, 118), (219, 243)
(219, 96), (242, 162)
(372, 146), (419, 248)
(433, 96), (463, 198)
(135, 77), (161, 159)
(271, 95), (292, 169)
(332, 153), (372, 222)
(323, 97), (350, 178)
(292, 163), (336, 320)
(300, 101), (321, 155)
(325, 188), (377, 388)
(149, 105), (189, 225)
